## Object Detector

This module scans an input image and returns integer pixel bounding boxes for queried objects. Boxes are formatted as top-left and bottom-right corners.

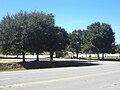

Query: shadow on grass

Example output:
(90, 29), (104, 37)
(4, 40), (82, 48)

(18, 61), (99, 69)
(0, 56), (21, 59)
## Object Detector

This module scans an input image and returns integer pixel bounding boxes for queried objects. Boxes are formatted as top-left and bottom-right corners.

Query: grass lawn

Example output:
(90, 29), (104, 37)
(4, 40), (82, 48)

(100, 56), (120, 61)
(84, 56), (120, 62)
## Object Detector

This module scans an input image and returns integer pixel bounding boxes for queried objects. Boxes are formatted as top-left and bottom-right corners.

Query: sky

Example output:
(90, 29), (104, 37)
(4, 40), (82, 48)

(0, 0), (120, 44)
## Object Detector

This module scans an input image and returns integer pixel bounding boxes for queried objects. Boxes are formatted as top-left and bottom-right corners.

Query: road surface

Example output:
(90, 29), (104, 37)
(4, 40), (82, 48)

(0, 61), (120, 90)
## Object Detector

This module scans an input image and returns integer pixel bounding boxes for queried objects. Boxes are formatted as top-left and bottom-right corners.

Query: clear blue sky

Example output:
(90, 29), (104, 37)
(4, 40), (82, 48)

(0, 0), (120, 44)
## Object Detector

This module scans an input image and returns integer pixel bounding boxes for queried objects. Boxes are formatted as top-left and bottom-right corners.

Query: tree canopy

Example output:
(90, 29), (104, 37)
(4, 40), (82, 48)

(0, 11), (116, 61)
(86, 22), (115, 59)
(0, 11), (56, 61)
(68, 30), (82, 58)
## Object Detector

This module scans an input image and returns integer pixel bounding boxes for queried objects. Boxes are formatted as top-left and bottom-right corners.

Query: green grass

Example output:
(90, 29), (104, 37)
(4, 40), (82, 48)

(100, 56), (120, 62)
(59, 55), (120, 62)
(84, 56), (120, 62)
(104, 56), (120, 59)
(66, 55), (120, 62)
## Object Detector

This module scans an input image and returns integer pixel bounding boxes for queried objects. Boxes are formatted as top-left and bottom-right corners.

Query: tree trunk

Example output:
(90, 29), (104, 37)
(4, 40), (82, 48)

(97, 52), (100, 60)
(72, 51), (74, 58)
(22, 52), (25, 62)
(76, 51), (79, 59)
(36, 52), (39, 61)
(102, 53), (104, 60)
(50, 52), (54, 61)
(119, 52), (120, 57)
(89, 54), (91, 59)
(16, 54), (19, 59)
(86, 53), (87, 58)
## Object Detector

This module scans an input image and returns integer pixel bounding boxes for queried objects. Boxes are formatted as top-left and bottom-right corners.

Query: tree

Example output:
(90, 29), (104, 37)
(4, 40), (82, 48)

(27, 12), (54, 61)
(0, 11), (55, 62)
(81, 30), (97, 54)
(0, 14), (14, 55)
(86, 22), (115, 59)
(68, 30), (82, 58)
(100, 23), (115, 59)
(0, 11), (30, 62)
(46, 26), (69, 60)
(115, 44), (120, 57)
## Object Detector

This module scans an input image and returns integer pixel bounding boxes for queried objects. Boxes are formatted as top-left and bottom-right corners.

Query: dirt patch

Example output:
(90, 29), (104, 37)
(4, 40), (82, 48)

(0, 62), (24, 71)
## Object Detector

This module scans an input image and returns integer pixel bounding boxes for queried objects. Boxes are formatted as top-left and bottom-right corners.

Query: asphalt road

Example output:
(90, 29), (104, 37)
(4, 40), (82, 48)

(0, 61), (120, 90)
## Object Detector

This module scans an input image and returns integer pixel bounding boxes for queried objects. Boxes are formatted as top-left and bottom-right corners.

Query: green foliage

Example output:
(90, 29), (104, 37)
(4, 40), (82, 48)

(81, 29), (97, 53)
(0, 11), (69, 61)
(0, 11), (116, 61)
(68, 22), (115, 59)
(87, 22), (115, 54)
(84, 22), (115, 59)
(27, 12), (54, 52)
(0, 11), (55, 61)
(0, 14), (16, 54)
(115, 44), (120, 53)
(68, 30), (83, 58)
(46, 26), (69, 60)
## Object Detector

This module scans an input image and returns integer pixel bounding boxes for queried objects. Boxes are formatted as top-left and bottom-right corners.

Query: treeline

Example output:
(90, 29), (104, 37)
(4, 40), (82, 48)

(0, 11), (119, 61)
(0, 11), (69, 61)
(68, 22), (115, 59)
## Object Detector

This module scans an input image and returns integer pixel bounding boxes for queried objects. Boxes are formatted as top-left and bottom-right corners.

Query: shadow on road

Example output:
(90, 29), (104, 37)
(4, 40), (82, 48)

(18, 61), (99, 69)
